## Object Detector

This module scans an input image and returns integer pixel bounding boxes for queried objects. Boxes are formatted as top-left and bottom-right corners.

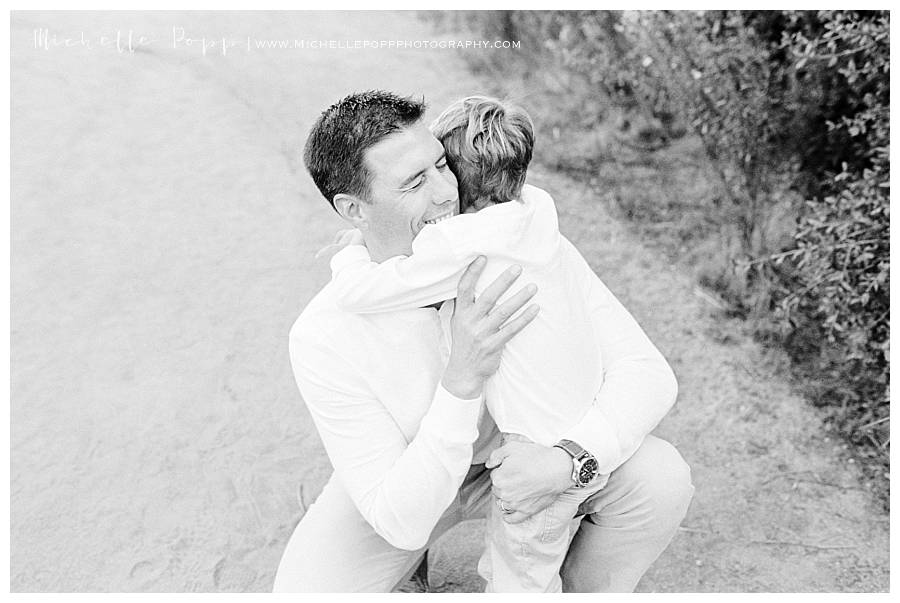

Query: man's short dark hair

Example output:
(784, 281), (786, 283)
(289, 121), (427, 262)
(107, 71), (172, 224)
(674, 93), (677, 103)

(303, 90), (426, 209)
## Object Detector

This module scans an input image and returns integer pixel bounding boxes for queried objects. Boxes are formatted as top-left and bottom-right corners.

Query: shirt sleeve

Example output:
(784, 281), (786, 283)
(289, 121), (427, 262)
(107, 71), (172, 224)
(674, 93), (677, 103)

(329, 226), (474, 313)
(289, 321), (483, 551)
(558, 237), (679, 475)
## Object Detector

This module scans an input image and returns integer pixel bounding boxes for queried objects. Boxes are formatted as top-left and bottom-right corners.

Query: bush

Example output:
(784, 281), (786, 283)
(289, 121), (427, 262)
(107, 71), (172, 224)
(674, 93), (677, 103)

(768, 11), (889, 456)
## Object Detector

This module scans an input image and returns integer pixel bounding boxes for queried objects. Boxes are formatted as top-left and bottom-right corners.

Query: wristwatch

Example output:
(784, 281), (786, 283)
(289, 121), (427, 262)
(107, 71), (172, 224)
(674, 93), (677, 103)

(553, 439), (600, 488)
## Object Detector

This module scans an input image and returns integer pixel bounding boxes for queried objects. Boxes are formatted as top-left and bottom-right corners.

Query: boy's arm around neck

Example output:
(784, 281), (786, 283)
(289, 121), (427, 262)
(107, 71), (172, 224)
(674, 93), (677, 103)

(329, 222), (479, 313)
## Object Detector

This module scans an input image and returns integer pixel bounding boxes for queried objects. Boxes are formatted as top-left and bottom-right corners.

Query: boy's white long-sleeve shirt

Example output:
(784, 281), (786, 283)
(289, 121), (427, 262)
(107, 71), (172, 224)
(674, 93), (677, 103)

(329, 185), (603, 446)
(290, 186), (678, 550)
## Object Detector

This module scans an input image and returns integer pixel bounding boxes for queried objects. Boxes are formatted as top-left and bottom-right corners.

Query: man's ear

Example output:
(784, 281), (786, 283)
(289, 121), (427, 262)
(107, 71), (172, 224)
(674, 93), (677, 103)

(333, 194), (368, 229)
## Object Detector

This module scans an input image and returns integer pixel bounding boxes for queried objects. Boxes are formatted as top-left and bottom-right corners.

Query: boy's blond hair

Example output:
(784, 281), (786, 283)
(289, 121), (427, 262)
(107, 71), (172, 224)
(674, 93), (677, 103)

(430, 96), (534, 212)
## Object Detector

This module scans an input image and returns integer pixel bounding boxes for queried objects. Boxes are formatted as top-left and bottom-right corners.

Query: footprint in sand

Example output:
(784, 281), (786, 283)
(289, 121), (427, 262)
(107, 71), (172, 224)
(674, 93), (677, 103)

(128, 558), (165, 583)
(212, 556), (257, 592)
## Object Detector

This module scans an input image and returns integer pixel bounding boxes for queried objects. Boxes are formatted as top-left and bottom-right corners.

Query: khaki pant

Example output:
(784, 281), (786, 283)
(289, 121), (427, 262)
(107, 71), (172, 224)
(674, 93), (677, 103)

(478, 432), (611, 592)
(273, 435), (694, 593)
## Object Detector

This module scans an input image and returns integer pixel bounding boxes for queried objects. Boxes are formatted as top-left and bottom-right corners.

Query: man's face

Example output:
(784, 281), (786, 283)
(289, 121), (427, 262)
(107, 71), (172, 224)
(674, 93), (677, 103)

(356, 121), (459, 261)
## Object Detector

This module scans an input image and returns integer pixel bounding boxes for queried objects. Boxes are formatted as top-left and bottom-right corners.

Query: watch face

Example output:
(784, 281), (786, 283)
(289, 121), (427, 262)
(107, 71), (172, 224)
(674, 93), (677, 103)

(579, 458), (599, 484)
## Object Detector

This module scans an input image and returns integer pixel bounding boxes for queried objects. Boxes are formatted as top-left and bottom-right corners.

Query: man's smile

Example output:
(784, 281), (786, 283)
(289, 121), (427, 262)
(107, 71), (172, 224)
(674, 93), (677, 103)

(424, 209), (457, 225)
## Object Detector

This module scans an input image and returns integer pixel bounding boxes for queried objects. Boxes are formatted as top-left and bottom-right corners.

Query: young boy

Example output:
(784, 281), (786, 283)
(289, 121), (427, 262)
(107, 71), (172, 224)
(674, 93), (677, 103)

(327, 96), (608, 592)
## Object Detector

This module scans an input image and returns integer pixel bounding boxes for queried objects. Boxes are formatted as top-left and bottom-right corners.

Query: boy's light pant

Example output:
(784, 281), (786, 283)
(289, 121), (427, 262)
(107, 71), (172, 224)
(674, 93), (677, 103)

(273, 435), (694, 593)
(478, 433), (611, 593)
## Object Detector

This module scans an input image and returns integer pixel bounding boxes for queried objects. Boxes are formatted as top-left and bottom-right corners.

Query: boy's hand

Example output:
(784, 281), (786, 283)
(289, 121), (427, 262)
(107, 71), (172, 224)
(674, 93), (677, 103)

(314, 228), (365, 259)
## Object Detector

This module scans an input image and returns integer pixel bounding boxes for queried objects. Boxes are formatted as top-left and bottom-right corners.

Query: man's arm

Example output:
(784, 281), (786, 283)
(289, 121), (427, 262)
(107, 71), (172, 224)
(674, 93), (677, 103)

(291, 259), (539, 550)
(291, 333), (481, 551)
(557, 236), (678, 472)
(488, 237), (677, 520)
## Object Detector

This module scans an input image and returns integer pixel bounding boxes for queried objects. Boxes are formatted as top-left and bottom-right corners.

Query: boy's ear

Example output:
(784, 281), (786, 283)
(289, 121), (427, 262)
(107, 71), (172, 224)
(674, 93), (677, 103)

(333, 194), (368, 229)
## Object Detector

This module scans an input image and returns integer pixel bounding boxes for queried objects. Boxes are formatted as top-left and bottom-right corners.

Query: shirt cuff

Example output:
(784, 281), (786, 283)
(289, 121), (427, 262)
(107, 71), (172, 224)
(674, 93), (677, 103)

(560, 409), (622, 475)
(330, 244), (371, 274)
(417, 383), (483, 445)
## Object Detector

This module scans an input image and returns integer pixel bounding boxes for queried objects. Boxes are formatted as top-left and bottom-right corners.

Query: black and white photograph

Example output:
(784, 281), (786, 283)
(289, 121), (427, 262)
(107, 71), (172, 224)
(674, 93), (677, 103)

(9, 8), (891, 593)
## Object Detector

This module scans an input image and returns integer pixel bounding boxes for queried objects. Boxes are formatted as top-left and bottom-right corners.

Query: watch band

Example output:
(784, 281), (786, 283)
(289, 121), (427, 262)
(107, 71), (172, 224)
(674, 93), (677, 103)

(554, 438), (587, 460)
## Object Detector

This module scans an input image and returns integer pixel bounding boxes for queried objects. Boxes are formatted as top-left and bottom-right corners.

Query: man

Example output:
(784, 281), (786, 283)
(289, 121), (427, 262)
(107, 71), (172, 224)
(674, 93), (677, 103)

(274, 90), (693, 592)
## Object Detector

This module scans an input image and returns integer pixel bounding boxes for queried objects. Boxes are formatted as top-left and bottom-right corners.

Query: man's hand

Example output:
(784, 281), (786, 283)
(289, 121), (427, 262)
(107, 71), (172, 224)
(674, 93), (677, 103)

(486, 440), (573, 523)
(441, 256), (540, 399)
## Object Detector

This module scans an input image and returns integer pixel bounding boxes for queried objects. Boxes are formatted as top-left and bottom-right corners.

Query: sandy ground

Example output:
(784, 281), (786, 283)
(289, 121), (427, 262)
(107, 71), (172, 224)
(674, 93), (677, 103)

(10, 11), (889, 592)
